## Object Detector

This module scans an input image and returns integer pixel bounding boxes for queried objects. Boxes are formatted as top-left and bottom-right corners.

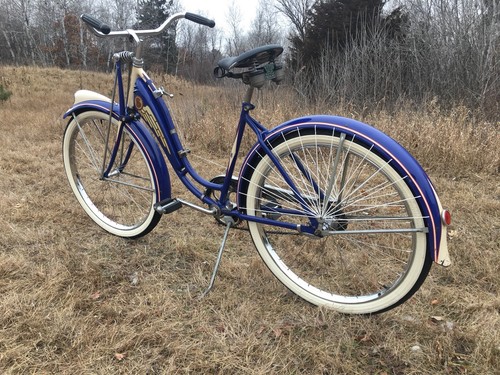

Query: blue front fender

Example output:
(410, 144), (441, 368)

(64, 99), (171, 203)
(238, 115), (446, 264)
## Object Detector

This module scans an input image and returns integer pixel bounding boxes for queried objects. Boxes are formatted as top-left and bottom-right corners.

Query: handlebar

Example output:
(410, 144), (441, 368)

(80, 11), (215, 39)
(185, 12), (216, 28)
(81, 14), (111, 35)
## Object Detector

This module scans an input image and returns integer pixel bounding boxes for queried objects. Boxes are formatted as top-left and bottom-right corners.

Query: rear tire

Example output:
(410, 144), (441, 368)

(243, 128), (431, 314)
(63, 110), (160, 238)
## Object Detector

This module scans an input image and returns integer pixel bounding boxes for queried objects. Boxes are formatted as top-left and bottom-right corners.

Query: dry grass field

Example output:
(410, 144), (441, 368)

(0, 65), (499, 374)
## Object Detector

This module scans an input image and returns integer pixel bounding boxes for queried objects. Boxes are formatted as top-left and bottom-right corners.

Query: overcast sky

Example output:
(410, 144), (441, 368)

(179, 0), (260, 32)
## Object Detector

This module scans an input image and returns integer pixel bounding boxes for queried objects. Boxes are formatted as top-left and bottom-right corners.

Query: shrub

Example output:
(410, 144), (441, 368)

(0, 84), (12, 102)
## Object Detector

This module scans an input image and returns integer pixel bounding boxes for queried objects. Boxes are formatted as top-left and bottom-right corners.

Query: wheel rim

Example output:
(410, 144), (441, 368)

(245, 130), (428, 312)
(64, 112), (157, 236)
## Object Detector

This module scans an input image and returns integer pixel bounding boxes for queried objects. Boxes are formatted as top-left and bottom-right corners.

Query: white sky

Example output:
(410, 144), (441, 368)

(179, 0), (260, 32)
(178, 0), (400, 33)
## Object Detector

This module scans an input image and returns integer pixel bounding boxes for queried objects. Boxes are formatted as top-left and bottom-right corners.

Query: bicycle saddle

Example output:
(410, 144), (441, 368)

(217, 44), (283, 71)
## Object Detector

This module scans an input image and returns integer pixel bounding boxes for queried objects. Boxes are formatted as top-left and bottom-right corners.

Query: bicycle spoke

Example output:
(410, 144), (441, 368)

(244, 129), (429, 313)
(64, 111), (160, 237)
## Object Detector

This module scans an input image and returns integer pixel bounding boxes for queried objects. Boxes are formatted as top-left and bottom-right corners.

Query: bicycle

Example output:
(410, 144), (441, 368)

(62, 12), (452, 314)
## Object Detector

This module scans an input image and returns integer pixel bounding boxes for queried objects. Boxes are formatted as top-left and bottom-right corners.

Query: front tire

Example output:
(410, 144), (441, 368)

(243, 128), (431, 314)
(63, 110), (160, 238)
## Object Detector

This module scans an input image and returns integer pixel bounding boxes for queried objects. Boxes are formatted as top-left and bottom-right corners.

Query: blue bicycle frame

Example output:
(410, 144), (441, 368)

(64, 58), (450, 266)
(63, 10), (453, 314)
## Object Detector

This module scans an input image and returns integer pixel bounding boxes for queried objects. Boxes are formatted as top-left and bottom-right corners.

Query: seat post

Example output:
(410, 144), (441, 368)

(243, 86), (254, 104)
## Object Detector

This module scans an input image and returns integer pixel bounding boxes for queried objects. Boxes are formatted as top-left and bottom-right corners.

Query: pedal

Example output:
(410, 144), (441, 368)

(155, 198), (182, 214)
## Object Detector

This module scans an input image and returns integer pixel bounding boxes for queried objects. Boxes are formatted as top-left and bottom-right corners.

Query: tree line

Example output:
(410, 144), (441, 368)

(1, 0), (498, 117)
(282, 0), (498, 116)
(0, 0), (284, 79)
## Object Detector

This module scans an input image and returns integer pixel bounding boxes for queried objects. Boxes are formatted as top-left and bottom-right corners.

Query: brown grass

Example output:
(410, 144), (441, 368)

(0, 65), (499, 374)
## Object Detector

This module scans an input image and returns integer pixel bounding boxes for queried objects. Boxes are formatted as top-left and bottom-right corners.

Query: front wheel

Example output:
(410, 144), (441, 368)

(243, 128), (431, 314)
(63, 110), (160, 238)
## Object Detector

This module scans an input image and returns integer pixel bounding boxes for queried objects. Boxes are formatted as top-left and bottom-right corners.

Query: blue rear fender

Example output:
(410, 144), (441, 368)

(64, 99), (171, 203)
(238, 115), (446, 264)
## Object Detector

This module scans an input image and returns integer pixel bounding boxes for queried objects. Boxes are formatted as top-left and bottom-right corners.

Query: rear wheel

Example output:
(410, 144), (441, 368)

(243, 128), (431, 314)
(63, 110), (160, 238)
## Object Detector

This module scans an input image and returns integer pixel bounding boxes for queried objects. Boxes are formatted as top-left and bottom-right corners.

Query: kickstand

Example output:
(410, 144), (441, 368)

(200, 218), (233, 299)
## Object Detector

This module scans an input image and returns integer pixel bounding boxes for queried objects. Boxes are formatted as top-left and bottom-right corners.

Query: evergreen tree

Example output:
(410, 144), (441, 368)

(136, 0), (177, 73)
(293, 0), (386, 68)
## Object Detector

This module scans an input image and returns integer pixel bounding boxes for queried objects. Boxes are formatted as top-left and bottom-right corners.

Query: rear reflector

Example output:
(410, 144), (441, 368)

(441, 210), (452, 226)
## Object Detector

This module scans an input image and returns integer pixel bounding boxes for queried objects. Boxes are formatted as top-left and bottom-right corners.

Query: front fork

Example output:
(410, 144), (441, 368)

(100, 120), (135, 180)
(100, 56), (142, 180)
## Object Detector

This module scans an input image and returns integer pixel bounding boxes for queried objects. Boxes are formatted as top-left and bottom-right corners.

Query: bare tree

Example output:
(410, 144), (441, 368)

(0, 0), (20, 63)
(397, 0), (499, 113)
(247, 0), (285, 48)
(225, 0), (246, 55)
(176, 18), (223, 81)
(275, 0), (313, 43)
